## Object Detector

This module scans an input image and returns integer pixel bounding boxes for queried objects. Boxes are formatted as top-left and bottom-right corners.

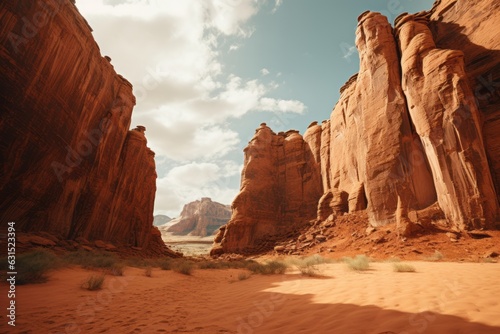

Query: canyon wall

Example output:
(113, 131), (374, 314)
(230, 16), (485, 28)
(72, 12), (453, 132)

(211, 125), (323, 255)
(0, 1), (169, 256)
(166, 198), (231, 237)
(213, 0), (499, 255)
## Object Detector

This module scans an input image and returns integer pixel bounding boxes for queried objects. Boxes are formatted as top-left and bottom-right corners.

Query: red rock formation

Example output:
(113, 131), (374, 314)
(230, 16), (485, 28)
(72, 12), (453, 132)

(395, 9), (498, 230)
(167, 198), (231, 237)
(0, 1), (169, 256)
(211, 124), (323, 255)
(212, 0), (499, 255)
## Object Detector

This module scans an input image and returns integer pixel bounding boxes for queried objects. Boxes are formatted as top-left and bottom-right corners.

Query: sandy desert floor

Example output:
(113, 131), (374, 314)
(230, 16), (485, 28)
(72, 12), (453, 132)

(1, 261), (500, 334)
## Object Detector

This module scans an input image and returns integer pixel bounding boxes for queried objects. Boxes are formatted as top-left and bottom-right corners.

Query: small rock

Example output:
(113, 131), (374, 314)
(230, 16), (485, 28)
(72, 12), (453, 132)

(468, 230), (492, 239)
(365, 227), (376, 235)
(28, 235), (56, 247)
(484, 251), (499, 258)
(81, 245), (93, 252)
(274, 245), (286, 252)
(315, 235), (327, 242)
(446, 232), (459, 239)
(450, 238), (458, 242)
(75, 237), (90, 245)
(94, 240), (108, 248)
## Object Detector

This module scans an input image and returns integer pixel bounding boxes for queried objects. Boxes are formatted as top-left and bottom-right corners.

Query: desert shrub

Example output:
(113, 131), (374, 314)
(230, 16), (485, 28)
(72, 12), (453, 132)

(344, 255), (370, 271)
(15, 249), (59, 284)
(197, 259), (257, 270)
(108, 263), (124, 276)
(393, 263), (416, 272)
(238, 272), (251, 281)
(427, 250), (444, 261)
(144, 266), (153, 277)
(298, 265), (322, 277)
(64, 250), (119, 269)
(173, 260), (194, 275)
(285, 255), (330, 277)
(125, 257), (153, 268)
(247, 260), (288, 275)
(158, 258), (172, 270)
(81, 274), (105, 291)
(197, 260), (224, 269)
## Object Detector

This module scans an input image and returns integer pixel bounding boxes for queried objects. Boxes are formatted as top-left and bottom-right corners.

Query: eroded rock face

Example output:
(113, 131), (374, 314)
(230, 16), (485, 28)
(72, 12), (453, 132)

(212, 0), (500, 255)
(395, 10), (498, 230)
(167, 198), (231, 237)
(211, 124), (323, 254)
(0, 1), (168, 256)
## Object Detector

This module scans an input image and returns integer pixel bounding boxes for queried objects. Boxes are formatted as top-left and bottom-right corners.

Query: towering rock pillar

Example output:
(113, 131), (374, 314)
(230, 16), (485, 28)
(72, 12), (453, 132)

(211, 124), (323, 254)
(395, 12), (499, 229)
(323, 12), (436, 227)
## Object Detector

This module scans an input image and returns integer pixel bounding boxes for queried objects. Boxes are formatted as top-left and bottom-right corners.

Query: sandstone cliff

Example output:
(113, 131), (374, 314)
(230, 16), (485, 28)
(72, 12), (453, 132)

(213, 0), (500, 255)
(166, 198), (231, 237)
(211, 124), (323, 255)
(0, 1), (171, 256)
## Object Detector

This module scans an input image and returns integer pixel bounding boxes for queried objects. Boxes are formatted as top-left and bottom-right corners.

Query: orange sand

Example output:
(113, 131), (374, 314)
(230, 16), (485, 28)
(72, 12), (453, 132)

(2, 262), (500, 333)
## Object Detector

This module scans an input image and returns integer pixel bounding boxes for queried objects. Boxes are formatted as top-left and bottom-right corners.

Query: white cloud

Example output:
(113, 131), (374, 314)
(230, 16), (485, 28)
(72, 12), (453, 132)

(272, 0), (283, 13)
(260, 68), (270, 76)
(155, 161), (242, 216)
(258, 97), (306, 113)
(77, 0), (303, 215)
(342, 45), (357, 59)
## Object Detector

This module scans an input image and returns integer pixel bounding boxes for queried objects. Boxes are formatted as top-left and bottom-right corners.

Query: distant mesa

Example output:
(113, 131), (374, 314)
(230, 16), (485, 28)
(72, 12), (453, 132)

(153, 215), (172, 227)
(167, 198), (231, 237)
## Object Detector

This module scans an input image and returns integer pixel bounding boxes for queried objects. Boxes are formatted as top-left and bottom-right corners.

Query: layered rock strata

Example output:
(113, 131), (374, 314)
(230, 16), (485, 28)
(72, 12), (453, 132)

(167, 198), (231, 237)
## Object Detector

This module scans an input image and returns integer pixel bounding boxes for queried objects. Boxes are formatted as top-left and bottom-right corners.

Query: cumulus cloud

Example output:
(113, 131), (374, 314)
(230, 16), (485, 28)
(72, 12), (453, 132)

(260, 68), (270, 76)
(258, 97), (306, 113)
(78, 0), (306, 215)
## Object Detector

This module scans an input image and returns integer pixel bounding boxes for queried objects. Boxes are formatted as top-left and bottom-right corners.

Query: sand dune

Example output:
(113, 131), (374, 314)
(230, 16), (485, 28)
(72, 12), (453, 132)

(2, 261), (500, 333)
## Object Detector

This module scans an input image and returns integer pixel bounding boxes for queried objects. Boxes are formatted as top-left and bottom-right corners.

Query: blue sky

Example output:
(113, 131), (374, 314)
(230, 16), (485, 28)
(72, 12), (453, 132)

(78, 0), (435, 217)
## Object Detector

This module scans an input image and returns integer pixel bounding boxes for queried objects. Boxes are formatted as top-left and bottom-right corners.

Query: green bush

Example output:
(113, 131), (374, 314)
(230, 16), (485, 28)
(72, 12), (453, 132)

(81, 274), (105, 291)
(393, 263), (416, 272)
(15, 249), (59, 284)
(344, 255), (370, 271)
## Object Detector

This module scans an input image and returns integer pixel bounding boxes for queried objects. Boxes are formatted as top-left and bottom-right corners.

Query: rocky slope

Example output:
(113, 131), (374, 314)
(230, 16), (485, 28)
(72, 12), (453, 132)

(166, 198), (231, 237)
(0, 1), (173, 256)
(212, 0), (500, 256)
